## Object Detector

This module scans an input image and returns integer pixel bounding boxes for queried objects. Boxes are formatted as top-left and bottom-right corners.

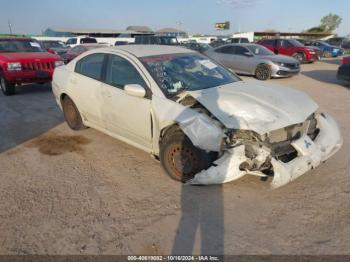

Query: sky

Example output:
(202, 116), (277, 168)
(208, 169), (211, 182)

(0, 0), (349, 36)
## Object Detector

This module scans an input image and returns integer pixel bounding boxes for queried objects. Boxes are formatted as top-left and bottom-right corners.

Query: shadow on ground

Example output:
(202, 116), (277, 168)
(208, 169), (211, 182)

(302, 70), (350, 88)
(0, 84), (64, 153)
(319, 58), (342, 66)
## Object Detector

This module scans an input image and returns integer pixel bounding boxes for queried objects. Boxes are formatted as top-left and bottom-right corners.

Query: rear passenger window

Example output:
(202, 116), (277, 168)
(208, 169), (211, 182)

(105, 55), (146, 89)
(216, 46), (235, 54)
(67, 38), (77, 45)
(75, 53), (105, 80)
(263, 39), (275, 45)
(234, 46), (249, 55)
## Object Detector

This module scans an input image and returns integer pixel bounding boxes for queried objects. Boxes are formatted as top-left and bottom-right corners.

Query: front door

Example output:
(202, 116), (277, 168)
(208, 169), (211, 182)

(100, 54), (152, 151)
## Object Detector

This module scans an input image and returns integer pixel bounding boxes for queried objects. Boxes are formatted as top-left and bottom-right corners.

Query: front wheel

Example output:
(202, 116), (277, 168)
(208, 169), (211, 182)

(62, 96), (86, 130)
(292, 53), (305, 63)
(0, 74), (15, 96)
(255, 64), (271, 81)
(160, 130), (214, 182)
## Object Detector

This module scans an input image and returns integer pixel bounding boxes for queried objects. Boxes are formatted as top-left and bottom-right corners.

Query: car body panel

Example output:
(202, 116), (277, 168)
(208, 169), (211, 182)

(185, 80), (318, 134)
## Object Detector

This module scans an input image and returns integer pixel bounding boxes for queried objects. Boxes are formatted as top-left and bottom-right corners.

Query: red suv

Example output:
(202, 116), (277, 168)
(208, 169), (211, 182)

(0, 37), (63, 95)
(257, 38), (319, 63)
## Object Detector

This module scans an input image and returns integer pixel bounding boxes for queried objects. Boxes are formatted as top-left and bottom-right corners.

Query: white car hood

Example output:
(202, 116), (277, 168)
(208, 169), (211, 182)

(186, 80), (318, 135)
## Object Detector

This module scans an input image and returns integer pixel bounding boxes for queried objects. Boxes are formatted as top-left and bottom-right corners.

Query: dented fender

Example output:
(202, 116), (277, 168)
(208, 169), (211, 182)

(151, 95), (224, 153)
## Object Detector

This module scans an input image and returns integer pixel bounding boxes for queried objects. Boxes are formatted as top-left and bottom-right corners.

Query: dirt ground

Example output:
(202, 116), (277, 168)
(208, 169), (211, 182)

(0, 59), (349, 255)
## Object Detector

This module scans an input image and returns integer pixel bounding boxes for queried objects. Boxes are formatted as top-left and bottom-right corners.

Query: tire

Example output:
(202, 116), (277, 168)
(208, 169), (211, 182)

(160, 130), (214, 182)
(324, 51), (332, 58)
(62, 96), (86, 130)
(0, 74), (15, 96)
(255, 64), (271, 81)
(292, 53), (305, 63)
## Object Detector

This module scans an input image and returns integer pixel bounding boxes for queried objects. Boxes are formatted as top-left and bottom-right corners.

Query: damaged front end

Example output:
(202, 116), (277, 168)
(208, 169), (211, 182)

(189, 112), (343, 188)
(153, 89), (342, 189)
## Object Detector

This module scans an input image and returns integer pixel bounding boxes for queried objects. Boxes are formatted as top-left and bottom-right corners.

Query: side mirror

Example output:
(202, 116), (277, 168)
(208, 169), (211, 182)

(124, 84), (146, 98)
(243, 52), (253, 57)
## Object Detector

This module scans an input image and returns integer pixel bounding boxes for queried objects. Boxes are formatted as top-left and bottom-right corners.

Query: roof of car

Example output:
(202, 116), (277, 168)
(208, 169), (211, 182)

(0, 37), (34, 41)
(98, 45), (194, 57)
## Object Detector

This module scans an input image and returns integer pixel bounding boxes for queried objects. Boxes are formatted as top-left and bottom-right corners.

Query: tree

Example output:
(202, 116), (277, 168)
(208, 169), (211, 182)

(306, 26), (326, 33)
(320, 14), (342, 32)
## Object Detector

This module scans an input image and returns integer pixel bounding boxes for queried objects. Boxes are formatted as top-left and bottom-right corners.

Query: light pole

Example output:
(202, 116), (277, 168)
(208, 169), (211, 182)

(8, 20), (13, 35)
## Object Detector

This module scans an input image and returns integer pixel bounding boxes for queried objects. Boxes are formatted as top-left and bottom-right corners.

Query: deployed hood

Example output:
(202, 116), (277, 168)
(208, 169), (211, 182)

(186, 80), (318, 134)
(0, 52), (60, 62)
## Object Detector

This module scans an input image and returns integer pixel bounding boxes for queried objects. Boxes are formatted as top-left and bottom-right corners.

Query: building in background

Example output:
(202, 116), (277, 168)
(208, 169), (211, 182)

(156, 28), (188, 38)
(43, 28), (154, 38)
(126, 26), (153, 34)
(232, 31), (335, 42)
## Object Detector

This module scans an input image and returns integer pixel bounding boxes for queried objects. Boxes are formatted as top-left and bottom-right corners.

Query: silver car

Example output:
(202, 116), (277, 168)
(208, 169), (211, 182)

(205, 44), (300, 80)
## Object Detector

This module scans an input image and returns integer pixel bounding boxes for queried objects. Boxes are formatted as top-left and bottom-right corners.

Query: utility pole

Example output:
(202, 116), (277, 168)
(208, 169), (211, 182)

(8, 20), (13, 35)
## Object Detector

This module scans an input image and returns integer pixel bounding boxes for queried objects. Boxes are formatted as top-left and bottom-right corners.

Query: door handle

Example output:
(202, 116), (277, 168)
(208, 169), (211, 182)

(70, 78), (77, 85)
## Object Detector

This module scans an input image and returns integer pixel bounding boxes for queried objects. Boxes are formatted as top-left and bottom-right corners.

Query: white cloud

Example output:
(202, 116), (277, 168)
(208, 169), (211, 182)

(216, 0), (259, 8)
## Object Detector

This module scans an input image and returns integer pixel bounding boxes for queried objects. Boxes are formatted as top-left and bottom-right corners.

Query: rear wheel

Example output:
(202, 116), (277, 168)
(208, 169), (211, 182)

(255, 64), (271, 81)
(0, 74), (15, 96)
(160, 130), (214, 182)
(292, 52), (305, 63)
(62, 96), (86, 130)
(324, 51), (332, 58)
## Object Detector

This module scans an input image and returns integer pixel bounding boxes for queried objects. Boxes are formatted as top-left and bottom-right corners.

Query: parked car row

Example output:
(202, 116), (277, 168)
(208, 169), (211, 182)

(297, 39), (344, 58)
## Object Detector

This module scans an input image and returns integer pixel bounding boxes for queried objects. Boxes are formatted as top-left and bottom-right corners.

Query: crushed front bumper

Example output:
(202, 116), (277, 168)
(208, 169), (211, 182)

(189, 113), (343, 188)
(271, 113), (343, 188)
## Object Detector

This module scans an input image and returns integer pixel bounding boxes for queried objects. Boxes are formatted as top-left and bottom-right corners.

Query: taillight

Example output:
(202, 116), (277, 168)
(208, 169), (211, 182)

(342, 57), (350, 65)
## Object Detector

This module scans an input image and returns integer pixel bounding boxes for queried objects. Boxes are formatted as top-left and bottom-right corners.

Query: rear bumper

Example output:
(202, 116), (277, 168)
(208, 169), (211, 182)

(271, 113), (343, 188)
(4, 70), (54, 84)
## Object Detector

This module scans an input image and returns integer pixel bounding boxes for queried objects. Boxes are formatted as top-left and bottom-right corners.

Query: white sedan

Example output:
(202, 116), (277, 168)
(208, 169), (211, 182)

(52, 45), (343, 188)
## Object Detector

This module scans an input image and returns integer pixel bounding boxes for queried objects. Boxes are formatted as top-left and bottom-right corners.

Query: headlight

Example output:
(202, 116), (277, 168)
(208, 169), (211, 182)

(7, 62), (21, 71)
(54, 61), (64, 67)
(273, 61), (285, 67)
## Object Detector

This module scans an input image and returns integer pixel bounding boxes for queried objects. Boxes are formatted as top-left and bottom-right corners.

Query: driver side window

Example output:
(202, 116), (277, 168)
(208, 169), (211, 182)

(105, 55), (146, 89)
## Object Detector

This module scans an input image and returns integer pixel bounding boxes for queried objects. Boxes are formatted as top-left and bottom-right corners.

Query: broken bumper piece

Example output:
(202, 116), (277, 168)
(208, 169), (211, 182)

(189, 113), (343, 188)
(271, 113), (343, 188)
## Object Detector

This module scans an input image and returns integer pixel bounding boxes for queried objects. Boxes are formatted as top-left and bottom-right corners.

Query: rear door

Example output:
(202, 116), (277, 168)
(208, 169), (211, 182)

(69, 53), (106, 127)
(210, 46), (236, 69)
(260, 39), (276, 53)
(276, 39), (293, 56)
(230, 46), (253, 74)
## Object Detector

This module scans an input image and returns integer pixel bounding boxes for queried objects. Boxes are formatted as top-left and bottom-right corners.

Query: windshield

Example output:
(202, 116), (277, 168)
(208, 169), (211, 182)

(246, 45), (274, 56)
(42, 41), (67, 49)
(80, 38), (97, 44)
(318, 41), (332, 47)
(0, 39), (44, 53)
(289, 39), (304, 47)
(159, 37), (178, 45)
(141, 53), (240, 97)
